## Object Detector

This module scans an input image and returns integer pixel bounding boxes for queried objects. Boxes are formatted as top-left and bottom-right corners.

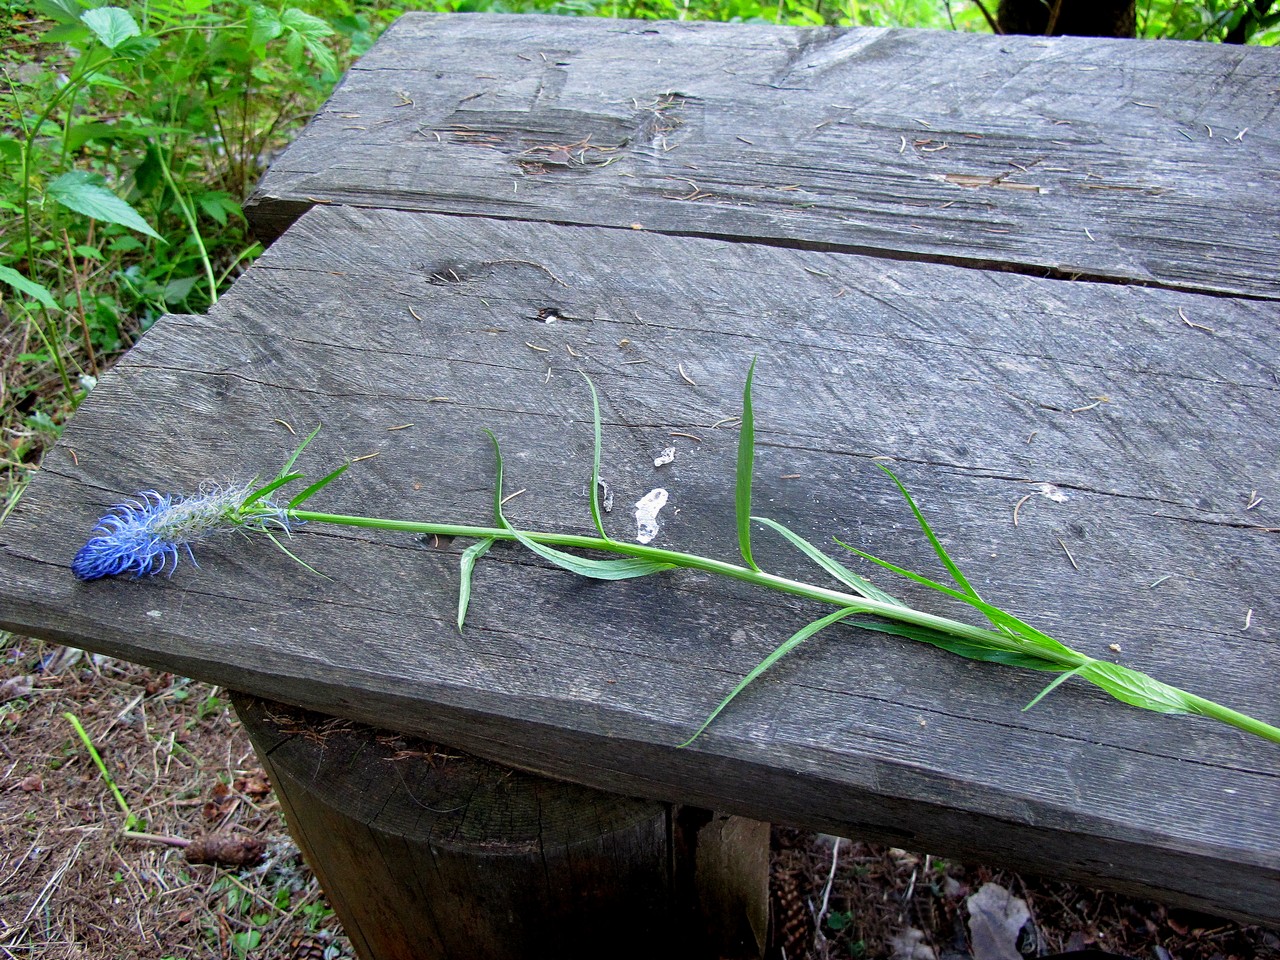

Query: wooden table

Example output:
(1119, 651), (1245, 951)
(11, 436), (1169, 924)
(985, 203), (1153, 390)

(3, 13), (1278, 951)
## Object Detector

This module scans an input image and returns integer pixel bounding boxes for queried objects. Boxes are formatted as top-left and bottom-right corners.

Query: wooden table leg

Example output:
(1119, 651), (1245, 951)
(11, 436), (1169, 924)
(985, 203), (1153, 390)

(231, 693), (768, 960)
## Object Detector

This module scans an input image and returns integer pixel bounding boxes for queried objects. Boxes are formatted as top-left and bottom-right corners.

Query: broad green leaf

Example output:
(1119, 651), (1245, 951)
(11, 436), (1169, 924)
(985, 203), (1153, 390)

(457, 538), (494, 632)
(46, 171), (161, 240)
(81, 7), (141, 49)
(281, 7), (335, 38)
(680, 607), (858, 747)
(736, 357), (760, 571)
(34, 0), (86, 25)
(752, 515), (899, 605)
(0, 265), (59, 309)
(0, 137), (22, 163)
(161, 275), (198, 305)
(1080, 661), (1195, 714)
(582, 373), (609, 540)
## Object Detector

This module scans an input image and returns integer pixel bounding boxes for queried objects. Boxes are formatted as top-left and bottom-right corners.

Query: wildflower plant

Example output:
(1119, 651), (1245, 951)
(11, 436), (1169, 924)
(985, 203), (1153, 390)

(73, 364), (1280, 747)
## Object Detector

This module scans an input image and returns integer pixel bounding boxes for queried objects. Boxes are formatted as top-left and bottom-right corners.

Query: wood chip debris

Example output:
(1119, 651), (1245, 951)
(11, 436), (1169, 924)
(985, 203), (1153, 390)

(1178, 307), (1214, 332)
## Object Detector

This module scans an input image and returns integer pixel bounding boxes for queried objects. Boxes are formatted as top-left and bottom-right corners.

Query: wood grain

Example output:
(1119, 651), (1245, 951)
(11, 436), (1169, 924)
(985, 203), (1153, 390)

(232, 692), (768, 960)
(2, 206), (1277, 923)
(246, 13), (1280, 298)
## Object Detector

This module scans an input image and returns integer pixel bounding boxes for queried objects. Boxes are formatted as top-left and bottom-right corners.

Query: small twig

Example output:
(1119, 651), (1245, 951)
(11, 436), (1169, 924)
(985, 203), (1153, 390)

(972, 0), (1001, 33)
(678, 363), (697, 386)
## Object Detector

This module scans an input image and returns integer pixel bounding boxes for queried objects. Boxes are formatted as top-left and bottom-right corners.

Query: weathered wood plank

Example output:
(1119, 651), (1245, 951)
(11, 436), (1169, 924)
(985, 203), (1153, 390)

(2, 207), (1277, 923)
(246, 13), (1280, 298)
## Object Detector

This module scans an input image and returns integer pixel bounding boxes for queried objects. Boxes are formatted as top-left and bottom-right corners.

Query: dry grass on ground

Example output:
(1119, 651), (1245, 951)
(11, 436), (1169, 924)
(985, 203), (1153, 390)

(2, 634), (1277, 960)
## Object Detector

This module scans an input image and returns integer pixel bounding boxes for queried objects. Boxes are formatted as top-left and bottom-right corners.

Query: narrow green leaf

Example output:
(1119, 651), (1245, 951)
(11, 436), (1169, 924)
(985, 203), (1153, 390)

(0, 265), (59, 309)
(508, 523), (676, 580)
(834, 538), (1080, 662)
(1023, 664), (1089, 711)
(81, 6), (140, 49)
(581, 373), (609, 540)
(485, 429), (673, 581)
(852, 619), (1066, 672)
(736, 357), (760, 571)
(485, 428), (504, 525)
(680, 607), (858, 748)
(457, 538), (495, 632)
(265, 531), (330, 580)
(46, 171), (161, 239)
(242, 472), (303, 508)
(288, 463), (349, 509)
(277, 424), (322, 480)
(875, 463), (985, 605)
(752, 515), (900, 605)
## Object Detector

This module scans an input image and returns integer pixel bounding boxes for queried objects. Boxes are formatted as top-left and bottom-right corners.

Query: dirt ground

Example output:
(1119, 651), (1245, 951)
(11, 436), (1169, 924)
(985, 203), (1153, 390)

(2, 635), (1277, 960)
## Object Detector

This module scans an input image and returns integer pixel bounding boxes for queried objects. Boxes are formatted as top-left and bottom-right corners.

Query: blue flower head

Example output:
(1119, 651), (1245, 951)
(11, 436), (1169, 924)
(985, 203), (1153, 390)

(72, 483), (291, 581)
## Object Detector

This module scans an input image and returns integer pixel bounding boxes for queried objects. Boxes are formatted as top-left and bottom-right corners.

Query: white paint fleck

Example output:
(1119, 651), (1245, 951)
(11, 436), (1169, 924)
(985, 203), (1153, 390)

(634, 488), (669, 544)
(146, 610), (162, 619)
(1035, 482), (1070, 503)
(653, 446), (676, 467)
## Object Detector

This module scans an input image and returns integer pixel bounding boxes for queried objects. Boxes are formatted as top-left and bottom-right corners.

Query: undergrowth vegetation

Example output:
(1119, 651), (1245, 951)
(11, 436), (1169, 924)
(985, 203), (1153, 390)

(1, 0), (1276, 514)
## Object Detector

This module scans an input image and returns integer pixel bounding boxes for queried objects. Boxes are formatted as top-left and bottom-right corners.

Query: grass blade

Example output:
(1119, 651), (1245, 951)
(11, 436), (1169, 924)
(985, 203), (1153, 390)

(834, 538), (1079, 661)
(679, 607), (858, 748)
(736, 357), (760, 571)
(265, 531), (330, 580)
(852, 619), (1066, 671)
(277, 423), (322, 480)
(581, 372), (610, 541)
(753, 515), (900, 605)
(288, 463), (349, 509)
(457, 537), (495, 632)
(875, 463), (986, 607)
(242, 472), (303, 508)
(1023, 664), (1088, 710)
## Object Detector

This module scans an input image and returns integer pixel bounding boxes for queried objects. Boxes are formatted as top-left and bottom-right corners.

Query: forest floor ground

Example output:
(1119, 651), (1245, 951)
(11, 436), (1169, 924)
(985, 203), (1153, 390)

(1, 635), (1277, 960)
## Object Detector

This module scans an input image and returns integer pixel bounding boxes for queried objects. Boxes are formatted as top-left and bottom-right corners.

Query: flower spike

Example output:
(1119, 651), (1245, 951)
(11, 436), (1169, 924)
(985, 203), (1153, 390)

(72, 484), (290, 581)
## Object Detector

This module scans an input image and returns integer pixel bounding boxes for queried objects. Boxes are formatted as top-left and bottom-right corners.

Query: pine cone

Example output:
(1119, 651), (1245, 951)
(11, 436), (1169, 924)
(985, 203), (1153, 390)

(183, 833), (267, 867)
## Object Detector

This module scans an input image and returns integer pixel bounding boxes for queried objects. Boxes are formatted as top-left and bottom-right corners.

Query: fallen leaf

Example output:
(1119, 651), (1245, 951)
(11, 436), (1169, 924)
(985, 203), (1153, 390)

(968, 882), (1030, 960)
(0, 675), (34, 702)
(889, 927), (937, 960)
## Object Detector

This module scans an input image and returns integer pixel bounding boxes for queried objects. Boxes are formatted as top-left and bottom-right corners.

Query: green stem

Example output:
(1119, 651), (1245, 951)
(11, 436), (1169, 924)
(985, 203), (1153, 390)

(288, 508), (1280, 746)
(155, 146), (218, 305)
(290, 509), (1085, 667)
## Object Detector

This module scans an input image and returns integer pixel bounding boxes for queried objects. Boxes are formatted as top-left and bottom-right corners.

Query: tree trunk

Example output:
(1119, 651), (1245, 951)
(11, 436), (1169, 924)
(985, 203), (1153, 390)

(997, 0), (1136, 37)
